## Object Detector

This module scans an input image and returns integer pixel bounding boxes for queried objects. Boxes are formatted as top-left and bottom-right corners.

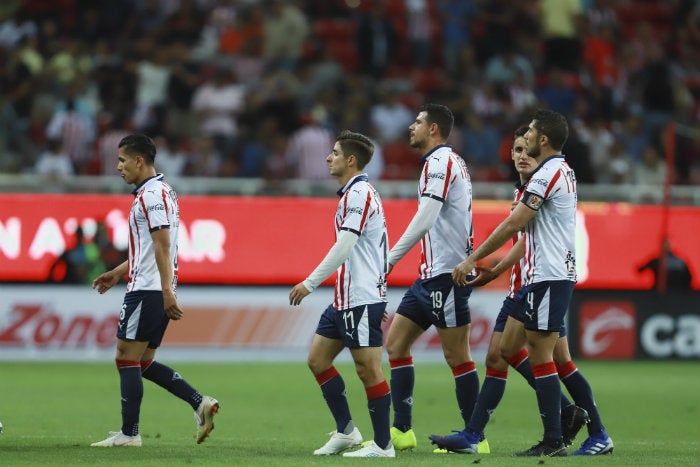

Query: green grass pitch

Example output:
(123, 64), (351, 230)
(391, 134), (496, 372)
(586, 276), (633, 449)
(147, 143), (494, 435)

(0, 359), (698, 467)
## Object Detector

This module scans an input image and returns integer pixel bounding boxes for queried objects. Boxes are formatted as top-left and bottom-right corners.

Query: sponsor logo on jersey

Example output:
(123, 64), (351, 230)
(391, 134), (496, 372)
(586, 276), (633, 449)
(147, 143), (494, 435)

(427, 172), (446, 180)
(579, 301), (636, 358)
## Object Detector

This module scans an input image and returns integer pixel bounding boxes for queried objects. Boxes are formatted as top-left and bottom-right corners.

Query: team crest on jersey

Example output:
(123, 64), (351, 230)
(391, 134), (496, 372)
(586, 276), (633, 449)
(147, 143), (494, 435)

(524, 193), (544, 209)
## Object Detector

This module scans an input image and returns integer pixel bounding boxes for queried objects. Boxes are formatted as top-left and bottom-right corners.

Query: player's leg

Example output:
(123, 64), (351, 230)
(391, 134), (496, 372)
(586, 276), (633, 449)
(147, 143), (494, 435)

(385, 282), (428, 448)
(92, 291), (159, 447)
(554, 337), (613, 455)
(513, 281), (571, 457)
(385, 313), (423, 449)
(343, 344), (394, 458)
(310, 305), (361, 455)
(436, 323), (479, 427)
(139, 346), (219, 444)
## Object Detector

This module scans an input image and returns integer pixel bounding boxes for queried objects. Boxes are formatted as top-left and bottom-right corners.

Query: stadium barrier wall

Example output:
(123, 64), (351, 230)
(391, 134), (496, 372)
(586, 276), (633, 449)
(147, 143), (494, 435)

(1, 285), (697, 361)
(1, 194), (699, 289)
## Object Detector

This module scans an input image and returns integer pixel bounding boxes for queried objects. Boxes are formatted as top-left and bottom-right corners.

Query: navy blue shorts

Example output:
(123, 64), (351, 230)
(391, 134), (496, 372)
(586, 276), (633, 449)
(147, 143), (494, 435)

(117, 291), (169, 348)
(494, 295), (568, 336)
(396, 273), (473, 330)
(315, 302), (386, 348)
(514, 280), (574, 332)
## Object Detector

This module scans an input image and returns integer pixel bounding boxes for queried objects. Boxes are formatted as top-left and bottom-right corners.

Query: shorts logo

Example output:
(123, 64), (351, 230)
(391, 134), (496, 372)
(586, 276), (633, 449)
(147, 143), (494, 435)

(579, 301), (636, 358)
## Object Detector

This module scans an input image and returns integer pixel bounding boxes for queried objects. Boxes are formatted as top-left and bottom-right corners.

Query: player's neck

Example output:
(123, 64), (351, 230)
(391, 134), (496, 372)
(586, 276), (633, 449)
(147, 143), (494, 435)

(133, 168), (158, 186)
(337, 169), (363, 187)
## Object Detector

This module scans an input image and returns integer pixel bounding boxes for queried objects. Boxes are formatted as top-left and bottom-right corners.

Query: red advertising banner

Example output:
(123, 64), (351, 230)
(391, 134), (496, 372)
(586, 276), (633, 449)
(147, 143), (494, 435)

(1, 195), (698, 289)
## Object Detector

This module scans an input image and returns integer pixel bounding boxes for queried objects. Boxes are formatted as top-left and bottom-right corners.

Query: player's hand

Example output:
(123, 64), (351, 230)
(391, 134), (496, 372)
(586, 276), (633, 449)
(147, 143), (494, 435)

(464, 266), (499, 287)
(163, 289), (183, 320)
(453, 257), (475, 286)
(289, 283), (311, 306)
(92, 271), (119, 294)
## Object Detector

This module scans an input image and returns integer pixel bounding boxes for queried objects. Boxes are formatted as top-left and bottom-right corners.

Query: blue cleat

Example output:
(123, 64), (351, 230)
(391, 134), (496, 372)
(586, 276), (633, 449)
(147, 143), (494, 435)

(428, 429), (480, 454)
(572, 430), (614, 455)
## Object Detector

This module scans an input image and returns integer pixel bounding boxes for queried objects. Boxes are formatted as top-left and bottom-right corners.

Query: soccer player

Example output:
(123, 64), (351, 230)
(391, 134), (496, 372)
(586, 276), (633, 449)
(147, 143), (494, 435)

(446, 109), (589, 456)
(91, 134), (219, 447)
(383, 103), (486, 453)
(431, 126), (612, 455)
(288, 130), (394, 458)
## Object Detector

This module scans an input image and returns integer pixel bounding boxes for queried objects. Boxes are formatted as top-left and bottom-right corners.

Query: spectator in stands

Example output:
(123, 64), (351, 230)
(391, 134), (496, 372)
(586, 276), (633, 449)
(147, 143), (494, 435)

(34, 137), (74, 181)
(356, 2), (398, 79)
(283, 111), (335, 180)
(638, 239), (693, 291)
(438, 0), (476, 75)
(45, 97), (95, 172)
(191, 65), (246, 161)
(539, 0), (584, 72)
(262, 0), (309, 72)
(369, 86), (415, 144)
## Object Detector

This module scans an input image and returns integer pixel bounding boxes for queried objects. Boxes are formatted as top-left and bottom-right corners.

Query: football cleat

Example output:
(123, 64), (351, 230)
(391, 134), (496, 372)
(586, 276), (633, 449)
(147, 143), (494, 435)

(428, 429), (480, 454)
(194, 396), (220, 444)
(433, 437), (490, 454)
(91, 430), (142, 447)
(572, 431), (614, 455)
(561, 404), (590, 446)
(313, 427), (362, 455)
(342, 441), (395, 458)
(390, 426), (417, 450)
(513, 439), (567, 457)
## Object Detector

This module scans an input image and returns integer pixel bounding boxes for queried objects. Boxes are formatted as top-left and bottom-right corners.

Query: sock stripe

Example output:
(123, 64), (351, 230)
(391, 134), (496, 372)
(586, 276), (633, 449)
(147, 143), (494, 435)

(315, 366), (340, 386)
(365, 380), (390, 400)
(556, 360), (578, 379)
(389, 357), (413, 369)
(140, 359), (153, 372)
(115, 359), (141, 369)
(485, 367), (508, 380)
(507, 348), (529, 368)
(532, 361), (558, 379)
(451, 361), (476, 377)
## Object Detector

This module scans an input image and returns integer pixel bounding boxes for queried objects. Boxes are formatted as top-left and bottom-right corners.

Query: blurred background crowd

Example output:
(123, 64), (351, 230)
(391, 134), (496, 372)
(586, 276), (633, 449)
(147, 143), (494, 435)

(1, 0), (699, 188)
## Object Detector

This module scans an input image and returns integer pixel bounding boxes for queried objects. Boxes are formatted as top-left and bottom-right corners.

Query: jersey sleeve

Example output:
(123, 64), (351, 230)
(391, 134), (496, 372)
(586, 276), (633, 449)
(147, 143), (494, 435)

(141, 189), (171, 232)
(521, 164), (554, 211)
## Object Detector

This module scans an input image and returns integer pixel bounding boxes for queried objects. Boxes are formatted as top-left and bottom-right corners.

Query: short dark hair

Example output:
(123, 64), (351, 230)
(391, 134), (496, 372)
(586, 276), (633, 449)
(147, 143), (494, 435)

(118, 134), (157, 164)
(419, 103), (454, 139)
(514, 125), (529, 139)
(336, 130), (374, 170)
(531, 109), (568, 151)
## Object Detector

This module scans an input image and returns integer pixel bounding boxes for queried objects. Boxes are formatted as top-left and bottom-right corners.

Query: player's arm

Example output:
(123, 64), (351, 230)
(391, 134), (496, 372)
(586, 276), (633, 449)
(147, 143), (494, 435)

(454, 201), (536, 285)
(289, 230), (359, 306)
(152, 228), (183, 320)
(92, 260), (128, 294)
(387, 196), (442, 270)
(465, 237), (525, 287)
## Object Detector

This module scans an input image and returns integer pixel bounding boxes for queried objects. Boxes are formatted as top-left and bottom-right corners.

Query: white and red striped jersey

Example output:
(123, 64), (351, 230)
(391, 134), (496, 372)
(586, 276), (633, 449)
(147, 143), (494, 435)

(126, 174), (179, 293)
(520, 156), (577, 285)
(417, 145), (473, 279)
(333, 174), (388, 310)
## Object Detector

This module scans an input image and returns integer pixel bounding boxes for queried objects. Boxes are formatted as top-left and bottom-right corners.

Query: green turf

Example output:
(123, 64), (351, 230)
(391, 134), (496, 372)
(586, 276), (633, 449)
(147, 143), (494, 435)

(1, 359), (698, 466)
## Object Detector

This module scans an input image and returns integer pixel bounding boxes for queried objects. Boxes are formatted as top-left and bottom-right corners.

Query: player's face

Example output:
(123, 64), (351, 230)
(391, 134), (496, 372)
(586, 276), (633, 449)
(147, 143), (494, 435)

(409, 111), (430, 149)
(512, 136), (536, 177)
(117, 148), (140, 185)
(524, 120), (541, 158)
(327, 142), (349, 178)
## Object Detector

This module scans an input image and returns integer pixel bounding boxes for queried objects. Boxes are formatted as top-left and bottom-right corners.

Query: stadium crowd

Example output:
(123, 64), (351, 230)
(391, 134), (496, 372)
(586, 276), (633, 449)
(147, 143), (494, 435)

(0, 0), (698, 187)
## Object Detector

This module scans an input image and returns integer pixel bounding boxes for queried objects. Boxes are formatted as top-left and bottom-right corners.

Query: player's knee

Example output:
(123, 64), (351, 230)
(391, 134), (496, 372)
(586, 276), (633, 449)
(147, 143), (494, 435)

(307, 355), (330, 375)
(485, 351), (507, 370)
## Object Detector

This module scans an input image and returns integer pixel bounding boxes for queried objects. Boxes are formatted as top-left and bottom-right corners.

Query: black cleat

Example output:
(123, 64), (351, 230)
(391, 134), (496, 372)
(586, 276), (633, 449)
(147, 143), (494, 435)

(561, 405), (590, 446)
(513, 439), (567, 457)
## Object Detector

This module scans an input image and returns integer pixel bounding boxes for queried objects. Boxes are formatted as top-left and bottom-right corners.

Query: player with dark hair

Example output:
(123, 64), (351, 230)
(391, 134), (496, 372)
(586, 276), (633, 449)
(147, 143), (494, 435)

(445, 109), (585, 456)
(431, 126), (612, 455)
(91, 133), (219, 447)
(289, 130), (394, 458)
(384, 103), (486, 453)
